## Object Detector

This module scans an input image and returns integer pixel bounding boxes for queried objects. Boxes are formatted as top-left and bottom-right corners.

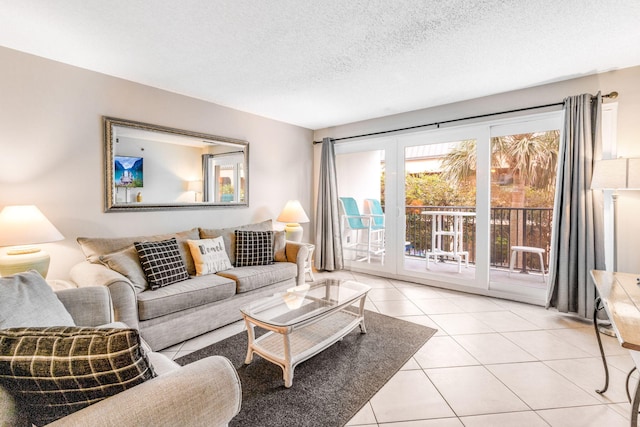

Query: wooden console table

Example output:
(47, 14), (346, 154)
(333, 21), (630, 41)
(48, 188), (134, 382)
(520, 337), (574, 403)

(591, 270), (640, 426)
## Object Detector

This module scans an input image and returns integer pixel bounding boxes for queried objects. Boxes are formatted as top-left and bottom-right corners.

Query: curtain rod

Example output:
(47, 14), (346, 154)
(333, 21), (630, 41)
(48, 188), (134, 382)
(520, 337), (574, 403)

(313, 91), (618, 144)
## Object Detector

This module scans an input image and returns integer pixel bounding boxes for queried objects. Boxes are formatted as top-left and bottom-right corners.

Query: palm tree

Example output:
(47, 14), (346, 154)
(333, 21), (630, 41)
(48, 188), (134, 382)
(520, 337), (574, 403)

(440, 131), (559, 199)
(440, 140), (477, 183)
(498, 131), (559, 191)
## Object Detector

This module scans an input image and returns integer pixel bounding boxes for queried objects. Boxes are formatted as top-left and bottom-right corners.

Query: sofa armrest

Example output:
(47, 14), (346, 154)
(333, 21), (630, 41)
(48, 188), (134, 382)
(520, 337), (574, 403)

(0, 386), (29, 427)
(47, 356), (241, 427)
(56, 286), (114, 327)
(70, 261), (140, 330)
(284, 241), (309, 286)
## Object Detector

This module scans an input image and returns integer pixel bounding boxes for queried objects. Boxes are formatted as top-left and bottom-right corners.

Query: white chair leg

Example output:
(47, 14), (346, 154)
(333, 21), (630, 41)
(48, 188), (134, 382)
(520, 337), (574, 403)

(509, 250), (517, 277)
(538, 252), (545, 282)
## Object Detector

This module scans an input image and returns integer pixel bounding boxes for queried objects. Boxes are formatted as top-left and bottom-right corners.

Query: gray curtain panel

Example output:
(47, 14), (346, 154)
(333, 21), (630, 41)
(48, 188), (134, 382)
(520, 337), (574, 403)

(546, 92), (605, 319)
(314, 137), (344, 271)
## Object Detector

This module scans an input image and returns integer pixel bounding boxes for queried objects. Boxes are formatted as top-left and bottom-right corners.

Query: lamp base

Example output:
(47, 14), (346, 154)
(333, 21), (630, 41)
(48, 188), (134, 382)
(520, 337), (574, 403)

(284, 223), (303, 242)
(0, 247), (50, 278)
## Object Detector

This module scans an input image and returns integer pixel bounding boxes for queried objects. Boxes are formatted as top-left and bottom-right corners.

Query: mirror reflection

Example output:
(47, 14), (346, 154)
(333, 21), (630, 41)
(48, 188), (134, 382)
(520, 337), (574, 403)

(104, 117), (248, 211)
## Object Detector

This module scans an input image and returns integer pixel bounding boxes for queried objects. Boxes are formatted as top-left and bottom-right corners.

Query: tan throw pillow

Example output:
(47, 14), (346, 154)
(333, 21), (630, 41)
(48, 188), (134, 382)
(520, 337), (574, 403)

(187, 237), (233, 275)
(99, 245), (148, 293)
(273, 230), (287, 262)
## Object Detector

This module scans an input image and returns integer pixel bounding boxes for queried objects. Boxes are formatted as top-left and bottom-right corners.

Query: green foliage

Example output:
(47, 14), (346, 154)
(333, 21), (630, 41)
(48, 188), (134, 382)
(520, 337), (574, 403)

(405, 173), (475, 207)
(524, 187), (555, 207)
(405, 174), (554, 209)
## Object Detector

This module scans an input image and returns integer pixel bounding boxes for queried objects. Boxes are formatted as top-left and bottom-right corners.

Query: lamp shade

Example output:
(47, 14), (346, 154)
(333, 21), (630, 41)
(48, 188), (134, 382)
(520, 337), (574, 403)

(591, 158), (640, 190)
(277, 200), (310, 224)
(277, 200), (309, 242)
(0, 205), (63, 278)
(0, 205), (64, 247)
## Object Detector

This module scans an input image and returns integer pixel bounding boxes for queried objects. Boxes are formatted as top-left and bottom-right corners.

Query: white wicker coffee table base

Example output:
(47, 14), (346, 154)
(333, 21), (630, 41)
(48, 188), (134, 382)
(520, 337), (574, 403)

(243, 293), (368, 388)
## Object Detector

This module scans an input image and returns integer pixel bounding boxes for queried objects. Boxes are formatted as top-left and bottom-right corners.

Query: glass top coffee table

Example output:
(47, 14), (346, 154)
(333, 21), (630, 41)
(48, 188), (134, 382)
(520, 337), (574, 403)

(240, 278), (370, 388)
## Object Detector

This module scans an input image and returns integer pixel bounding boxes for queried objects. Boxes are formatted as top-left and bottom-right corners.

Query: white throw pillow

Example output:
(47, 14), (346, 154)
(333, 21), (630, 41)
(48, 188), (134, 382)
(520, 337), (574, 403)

(187, 237), (233, 275)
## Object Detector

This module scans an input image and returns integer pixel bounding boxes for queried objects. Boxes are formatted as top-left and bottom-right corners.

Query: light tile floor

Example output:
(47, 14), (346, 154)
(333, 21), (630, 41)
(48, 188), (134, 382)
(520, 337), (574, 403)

(159, 271), (636, 427)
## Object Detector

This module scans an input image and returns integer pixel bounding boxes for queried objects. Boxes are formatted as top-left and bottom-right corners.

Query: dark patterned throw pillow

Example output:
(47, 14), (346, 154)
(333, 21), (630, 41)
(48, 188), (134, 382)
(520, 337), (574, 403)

(134, 237), (189, 289)
(234, 230), (274, 267)
(0, 326), (156, 426)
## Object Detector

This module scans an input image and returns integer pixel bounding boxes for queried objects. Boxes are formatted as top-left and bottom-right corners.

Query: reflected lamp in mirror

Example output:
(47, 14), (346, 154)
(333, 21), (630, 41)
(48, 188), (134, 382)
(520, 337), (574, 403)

(277, 200), (310, 242)
(0, 205), (64, 278)
(187, 180), (203, 202)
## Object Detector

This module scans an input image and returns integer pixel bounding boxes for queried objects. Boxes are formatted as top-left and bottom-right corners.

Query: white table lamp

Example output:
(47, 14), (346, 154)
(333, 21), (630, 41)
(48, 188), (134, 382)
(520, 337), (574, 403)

(0, 205), (64, 278)
(591, 158), (640, 271)
(277, 200), (310, 242)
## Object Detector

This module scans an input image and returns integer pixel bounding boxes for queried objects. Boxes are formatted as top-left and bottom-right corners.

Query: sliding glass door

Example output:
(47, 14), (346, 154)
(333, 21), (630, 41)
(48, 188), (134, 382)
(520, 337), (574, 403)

(400, 128), (482, 289)
(334, 138), (397, 275)
(487, 118), (562, 301)
(333, 111), (565, 303)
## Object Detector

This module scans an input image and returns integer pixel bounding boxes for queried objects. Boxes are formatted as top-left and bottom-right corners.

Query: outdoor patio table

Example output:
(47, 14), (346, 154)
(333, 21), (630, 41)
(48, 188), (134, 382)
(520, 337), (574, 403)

(421, 210), (476, 273)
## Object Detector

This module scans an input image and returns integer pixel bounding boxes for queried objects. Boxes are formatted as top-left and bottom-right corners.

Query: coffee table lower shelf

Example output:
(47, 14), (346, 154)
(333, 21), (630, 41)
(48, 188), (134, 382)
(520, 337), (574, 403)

(244, 309), (366, 388)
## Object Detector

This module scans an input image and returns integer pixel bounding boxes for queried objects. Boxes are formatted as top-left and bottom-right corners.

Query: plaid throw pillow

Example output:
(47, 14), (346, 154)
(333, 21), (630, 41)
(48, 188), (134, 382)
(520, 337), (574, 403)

(234, 230), (274, 267)
(135, 238), (189, 289)
(0, 326), (156, 426)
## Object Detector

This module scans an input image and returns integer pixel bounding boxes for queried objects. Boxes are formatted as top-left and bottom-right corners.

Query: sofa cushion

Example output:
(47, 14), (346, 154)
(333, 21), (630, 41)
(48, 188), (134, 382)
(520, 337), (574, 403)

(135, 238), (190, 290)
(0, 270), (75, 329)
(77, 228), (200, 276)
(217, 262), (297, 293)
(99, 245), (148, 292)
(234, 230), (274, 267)
(186, 237), (233, 275)
(0, 326), (155, 426)
(199, 219), (272, 265)
(137, 275), (236, 321)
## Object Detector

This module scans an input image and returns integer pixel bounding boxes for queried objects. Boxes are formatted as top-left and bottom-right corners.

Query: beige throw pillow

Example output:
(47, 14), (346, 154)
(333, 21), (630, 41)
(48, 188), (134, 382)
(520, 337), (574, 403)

(99, 245), (148, 293)
(273, 230), (287, 262)
(187, 237), (233, 275)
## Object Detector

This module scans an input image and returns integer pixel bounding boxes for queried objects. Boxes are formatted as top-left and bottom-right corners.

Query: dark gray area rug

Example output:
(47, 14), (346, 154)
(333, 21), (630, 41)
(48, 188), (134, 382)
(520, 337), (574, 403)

(176, 311), (437, 427)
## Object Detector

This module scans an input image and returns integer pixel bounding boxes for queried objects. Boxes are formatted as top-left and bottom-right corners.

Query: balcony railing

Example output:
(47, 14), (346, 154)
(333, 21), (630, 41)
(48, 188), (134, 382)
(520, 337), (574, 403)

(405, 205), (553, 270)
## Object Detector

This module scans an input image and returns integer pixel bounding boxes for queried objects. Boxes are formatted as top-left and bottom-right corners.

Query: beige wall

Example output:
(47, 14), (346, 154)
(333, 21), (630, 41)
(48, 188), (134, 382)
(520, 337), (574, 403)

(0, 47), (314, 280)
(314, 66), (640, 274)
(2, 43), (638, 280)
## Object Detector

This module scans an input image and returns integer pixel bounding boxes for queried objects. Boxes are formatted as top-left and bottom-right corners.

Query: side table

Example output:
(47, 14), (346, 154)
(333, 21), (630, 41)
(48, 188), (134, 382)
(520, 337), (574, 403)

(303, 243), (315, 281)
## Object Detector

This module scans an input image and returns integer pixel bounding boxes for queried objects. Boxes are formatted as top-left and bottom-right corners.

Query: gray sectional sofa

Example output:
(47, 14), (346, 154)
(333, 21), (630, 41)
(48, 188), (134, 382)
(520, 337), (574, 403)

(70, 220), (308, 350)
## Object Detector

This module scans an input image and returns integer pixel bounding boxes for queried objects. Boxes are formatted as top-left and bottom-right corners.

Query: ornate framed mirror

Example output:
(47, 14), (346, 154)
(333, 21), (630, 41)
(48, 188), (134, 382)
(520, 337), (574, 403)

(104, 117), (248, 211)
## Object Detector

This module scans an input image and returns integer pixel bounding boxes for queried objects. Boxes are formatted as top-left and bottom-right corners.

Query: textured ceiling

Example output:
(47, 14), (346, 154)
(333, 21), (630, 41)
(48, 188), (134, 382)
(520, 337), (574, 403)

(1, 0), (639, 129)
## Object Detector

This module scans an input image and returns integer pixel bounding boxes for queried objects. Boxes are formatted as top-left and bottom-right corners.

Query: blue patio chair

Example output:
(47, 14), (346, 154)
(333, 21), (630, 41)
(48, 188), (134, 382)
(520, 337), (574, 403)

(338, 197), (385, 263)
(364, 198), (385, 229)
